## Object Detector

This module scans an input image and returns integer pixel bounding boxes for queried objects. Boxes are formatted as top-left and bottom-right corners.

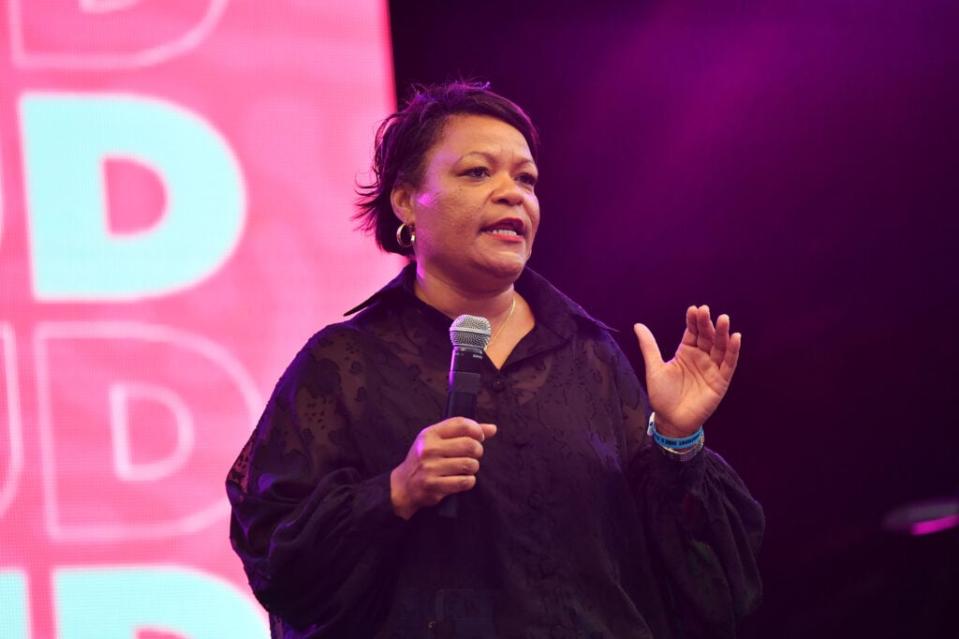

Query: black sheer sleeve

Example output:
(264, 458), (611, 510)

(225, 327), (407, 635)
(610, 336), (765, 638)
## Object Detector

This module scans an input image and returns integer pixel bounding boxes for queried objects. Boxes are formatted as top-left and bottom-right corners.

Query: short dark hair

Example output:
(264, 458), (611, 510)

(355, 81), (540, 256)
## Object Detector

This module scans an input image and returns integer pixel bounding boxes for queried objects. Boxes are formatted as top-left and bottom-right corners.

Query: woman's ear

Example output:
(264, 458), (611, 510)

(390, 183), (414, 226)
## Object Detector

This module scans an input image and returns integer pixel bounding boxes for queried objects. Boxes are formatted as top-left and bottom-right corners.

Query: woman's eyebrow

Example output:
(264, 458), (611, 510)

(457, 150), (537, 168)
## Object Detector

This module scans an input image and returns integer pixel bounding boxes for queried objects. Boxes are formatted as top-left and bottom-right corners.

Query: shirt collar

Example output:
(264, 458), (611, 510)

(342, 261), (417, 317)
(343, 261), (615, 337)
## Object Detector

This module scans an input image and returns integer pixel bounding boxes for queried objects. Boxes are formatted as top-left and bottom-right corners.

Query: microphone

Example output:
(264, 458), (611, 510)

(438, 315), (491, 519)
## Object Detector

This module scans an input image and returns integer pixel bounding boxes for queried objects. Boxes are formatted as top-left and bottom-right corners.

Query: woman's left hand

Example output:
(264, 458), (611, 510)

(633, 305), (741, 438)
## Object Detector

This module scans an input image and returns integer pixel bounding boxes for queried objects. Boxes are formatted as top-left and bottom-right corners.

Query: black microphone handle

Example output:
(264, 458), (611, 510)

(438, 348), (483, 519)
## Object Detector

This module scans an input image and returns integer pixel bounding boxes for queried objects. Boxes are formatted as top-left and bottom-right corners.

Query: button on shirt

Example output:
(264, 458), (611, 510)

(226, 263), (764, 638)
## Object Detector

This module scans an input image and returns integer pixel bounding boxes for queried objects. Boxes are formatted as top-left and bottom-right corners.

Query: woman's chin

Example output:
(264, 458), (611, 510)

(427, 249), (530, 290)
(475, 253), (528, 281)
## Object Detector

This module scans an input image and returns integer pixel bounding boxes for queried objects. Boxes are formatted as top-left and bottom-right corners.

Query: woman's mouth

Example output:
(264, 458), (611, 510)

(480, 218), (525, 240)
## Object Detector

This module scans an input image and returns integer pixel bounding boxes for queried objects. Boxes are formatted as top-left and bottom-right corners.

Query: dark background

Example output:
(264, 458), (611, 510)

(389, 1), (959, 636)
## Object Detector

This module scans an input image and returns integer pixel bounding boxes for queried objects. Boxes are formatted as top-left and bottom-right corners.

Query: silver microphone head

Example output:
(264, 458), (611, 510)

(449, 314), (492, 351)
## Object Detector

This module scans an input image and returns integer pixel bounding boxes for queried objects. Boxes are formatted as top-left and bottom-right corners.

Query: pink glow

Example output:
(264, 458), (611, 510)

(909, 514), (959, 537)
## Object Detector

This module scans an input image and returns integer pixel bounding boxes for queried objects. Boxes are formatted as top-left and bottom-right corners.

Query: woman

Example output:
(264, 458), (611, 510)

(227, 82), (763, 638)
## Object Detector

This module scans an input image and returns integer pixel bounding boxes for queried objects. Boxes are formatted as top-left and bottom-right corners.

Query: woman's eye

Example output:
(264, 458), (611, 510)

(463, 167), (490, 178)
(518, 173), (538, 187)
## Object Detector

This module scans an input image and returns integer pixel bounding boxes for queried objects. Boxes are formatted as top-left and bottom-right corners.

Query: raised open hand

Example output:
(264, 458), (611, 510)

(633, 305), (741, 437)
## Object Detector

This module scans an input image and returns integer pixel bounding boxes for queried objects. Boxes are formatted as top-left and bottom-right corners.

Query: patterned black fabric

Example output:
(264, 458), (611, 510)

(226, 263), (764, 638)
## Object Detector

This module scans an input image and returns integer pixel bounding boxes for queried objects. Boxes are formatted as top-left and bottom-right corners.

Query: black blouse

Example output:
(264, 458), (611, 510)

(226, 263), (764, 639)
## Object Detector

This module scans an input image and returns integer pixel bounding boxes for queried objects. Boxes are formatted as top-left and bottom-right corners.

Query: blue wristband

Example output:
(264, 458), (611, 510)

(647, 412), (703, 449)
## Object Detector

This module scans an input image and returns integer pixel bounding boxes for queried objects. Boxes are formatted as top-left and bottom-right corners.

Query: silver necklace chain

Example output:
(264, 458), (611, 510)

(487, 296), (517, 350)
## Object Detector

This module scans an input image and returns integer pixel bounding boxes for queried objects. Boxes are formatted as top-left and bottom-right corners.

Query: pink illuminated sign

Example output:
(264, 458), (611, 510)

(0, 2), (399, 636)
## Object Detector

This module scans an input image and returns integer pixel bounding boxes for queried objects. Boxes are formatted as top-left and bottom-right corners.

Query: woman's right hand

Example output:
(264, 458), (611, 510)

(390, 417), (497, 520)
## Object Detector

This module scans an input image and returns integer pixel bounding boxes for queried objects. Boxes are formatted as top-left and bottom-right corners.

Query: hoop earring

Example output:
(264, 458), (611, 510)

(395, 222), (415, 249)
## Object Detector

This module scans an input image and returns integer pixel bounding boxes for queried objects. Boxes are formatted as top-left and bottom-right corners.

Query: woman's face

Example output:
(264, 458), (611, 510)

(392, 114), (540, 290)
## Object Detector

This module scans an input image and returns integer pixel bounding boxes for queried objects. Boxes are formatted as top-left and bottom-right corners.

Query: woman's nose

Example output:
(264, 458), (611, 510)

(492, 175), (526, 206)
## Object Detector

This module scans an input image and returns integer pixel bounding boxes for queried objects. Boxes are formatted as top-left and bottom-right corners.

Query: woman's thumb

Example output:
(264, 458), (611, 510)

(633, 323), (664, 372)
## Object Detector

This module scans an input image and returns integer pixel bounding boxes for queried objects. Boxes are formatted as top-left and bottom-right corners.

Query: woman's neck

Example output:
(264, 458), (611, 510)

(413, 263), (516, 324)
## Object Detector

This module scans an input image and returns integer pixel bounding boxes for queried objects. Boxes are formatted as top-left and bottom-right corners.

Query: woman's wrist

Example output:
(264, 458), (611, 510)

(389, 467), (416, 520)
(647, 412), (705, 461)
(648, 412), (699, 439)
